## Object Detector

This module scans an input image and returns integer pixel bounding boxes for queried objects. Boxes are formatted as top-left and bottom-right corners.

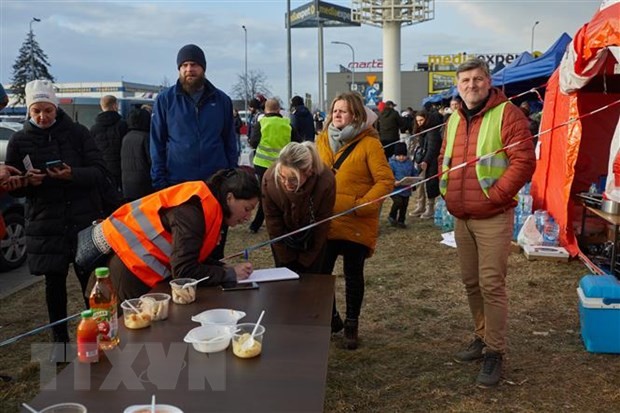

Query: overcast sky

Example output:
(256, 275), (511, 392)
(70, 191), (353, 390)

(0, 0), (603, 102)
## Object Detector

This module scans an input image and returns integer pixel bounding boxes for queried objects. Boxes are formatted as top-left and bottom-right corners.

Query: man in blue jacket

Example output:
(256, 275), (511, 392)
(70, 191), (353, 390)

(150, 44), (238, 189)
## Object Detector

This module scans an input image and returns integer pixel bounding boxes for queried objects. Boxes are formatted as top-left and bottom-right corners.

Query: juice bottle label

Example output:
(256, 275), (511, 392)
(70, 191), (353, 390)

(92, 307), (119, 345)
(78, 341), (99, 363)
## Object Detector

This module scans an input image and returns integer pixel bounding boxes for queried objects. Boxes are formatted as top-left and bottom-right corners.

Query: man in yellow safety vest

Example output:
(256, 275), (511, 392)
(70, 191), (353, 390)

(438, 59), (536, 388)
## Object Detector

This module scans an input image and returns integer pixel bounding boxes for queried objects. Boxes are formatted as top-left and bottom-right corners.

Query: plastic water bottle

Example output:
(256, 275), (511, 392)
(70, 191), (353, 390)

(434, 198), (444, 227)
(589, 183), (598, 194)
(534, 209), (548, 233)
(520, 194), (533, 215)
(442, 208), (454, 232)
(543, 217), (560, 246)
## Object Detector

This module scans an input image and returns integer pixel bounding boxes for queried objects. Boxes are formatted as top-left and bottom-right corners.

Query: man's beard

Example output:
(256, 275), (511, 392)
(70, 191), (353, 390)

(180, 73), (205, 94)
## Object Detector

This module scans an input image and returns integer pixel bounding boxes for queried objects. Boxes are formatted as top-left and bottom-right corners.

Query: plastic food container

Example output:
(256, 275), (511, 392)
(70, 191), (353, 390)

(123, 404), (183, 413)
(139, 293), (171, 321)
(121, 298), (153, 329)
(183, 325), (233, 353)
(232, 323), (265, 359)
(169, 278), (197, 304)
(39, 403), (87, 413)
(191, 308), (246, 327)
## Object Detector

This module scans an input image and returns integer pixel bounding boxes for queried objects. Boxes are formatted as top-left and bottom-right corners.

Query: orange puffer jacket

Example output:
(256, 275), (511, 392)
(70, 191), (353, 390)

(316, 126), (394, 256)
(438, 88), (536, 220)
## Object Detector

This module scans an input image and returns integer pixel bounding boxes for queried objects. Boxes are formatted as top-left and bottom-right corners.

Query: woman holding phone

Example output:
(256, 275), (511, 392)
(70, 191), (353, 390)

(5, 79), (108, 362)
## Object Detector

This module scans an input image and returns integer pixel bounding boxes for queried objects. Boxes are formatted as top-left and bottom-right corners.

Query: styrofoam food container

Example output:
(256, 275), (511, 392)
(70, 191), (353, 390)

(191, 308), (246, 326)
(39, 403), (87, 413)
(184, 325), (233, 353)
(123, 404), (183, 413)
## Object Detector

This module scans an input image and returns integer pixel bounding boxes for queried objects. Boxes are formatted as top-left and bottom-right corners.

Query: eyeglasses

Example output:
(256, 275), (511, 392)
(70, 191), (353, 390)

(277, 173), (299, 186)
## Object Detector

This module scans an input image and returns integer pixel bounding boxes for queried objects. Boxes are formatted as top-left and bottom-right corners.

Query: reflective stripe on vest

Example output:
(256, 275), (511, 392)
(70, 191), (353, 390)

(439, 102), (508, 198)
(101, 181), (222, 287)
(253, 116), (292, 168)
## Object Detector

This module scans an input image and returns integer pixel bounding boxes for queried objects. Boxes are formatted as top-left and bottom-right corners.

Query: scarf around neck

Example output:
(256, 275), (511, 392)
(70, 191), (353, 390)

(327, 123), (365, 154)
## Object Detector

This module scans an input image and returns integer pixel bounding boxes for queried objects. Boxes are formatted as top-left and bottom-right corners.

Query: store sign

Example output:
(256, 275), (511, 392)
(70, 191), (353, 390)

(348, 59), (383, 69)
(427, 53), (520, 70)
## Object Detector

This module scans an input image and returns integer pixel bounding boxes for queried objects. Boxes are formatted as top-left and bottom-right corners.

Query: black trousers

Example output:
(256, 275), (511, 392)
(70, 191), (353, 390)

(249, 165), (267, 232)
(320, 240), (369, 320)
(46, 266), (90, 342)
(389, 195), (410, 223)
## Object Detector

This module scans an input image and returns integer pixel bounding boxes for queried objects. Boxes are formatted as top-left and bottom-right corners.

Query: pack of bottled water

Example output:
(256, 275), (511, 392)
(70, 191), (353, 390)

(514, 184), (534, 240)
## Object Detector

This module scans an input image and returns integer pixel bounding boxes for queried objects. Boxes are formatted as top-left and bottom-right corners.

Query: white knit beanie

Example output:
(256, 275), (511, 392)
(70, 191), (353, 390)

(25, 79), (58, 109)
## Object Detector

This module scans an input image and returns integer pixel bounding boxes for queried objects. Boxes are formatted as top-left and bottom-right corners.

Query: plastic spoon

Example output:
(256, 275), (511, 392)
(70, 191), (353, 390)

(242, 310), (265, 350)
(21, 403), (38, 413)
(123, 300), (141, 313)
(151, 394), (155, 413)
(183, 275), (211, 289)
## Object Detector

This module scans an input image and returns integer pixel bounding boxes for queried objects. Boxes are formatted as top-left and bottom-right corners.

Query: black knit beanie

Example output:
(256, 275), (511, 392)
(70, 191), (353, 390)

(394, 142), (408, 157)
(177, 44), (206, 70)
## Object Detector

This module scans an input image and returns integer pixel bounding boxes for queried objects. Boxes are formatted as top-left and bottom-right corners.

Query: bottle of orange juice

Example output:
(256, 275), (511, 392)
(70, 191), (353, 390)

(89, 267), (119, 350)
(77, 309), (99, 363)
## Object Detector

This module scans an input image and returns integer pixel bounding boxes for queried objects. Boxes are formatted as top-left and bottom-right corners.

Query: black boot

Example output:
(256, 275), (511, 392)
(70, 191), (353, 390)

(49, 326), (70, 364)
(331, 312), (344, 334)
(344, 319), (359, 350)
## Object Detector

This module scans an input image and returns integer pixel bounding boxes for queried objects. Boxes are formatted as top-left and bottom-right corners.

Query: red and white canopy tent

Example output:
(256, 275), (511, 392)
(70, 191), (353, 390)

(531, 0), (620, 256)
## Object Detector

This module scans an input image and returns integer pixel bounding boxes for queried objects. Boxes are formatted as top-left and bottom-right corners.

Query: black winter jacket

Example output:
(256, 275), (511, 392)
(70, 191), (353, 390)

(6, 110), (108, 275)
(417, 116), (443, 199)
(377, 108), (402, 144)
(90, 111), (128, 186)
(121, 109), (153, 201)
(290, 105), (316, 142)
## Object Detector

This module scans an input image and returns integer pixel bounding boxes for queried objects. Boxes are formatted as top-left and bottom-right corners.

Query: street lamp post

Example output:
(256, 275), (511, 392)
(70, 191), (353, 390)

(331, 41), (355, 91)
(531, 21), (540, 54)
(242, 25), (248, 120)
(29, 17), (41, 81)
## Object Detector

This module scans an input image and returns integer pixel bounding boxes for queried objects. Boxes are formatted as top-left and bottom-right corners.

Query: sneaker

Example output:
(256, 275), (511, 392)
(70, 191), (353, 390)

(397, 222), (407, 229)
(388, 216), (397, 226)
(476, 351), (503, 388)
(453, 337), (486, 363)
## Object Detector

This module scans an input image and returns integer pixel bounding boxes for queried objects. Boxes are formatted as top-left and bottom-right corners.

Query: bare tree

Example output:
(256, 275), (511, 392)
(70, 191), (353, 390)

(231, 69), (272, 102)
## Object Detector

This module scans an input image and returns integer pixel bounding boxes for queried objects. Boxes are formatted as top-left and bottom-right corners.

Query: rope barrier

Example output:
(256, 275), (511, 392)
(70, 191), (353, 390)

(3, 95), (618, 348)
(224, 97), (620, 262)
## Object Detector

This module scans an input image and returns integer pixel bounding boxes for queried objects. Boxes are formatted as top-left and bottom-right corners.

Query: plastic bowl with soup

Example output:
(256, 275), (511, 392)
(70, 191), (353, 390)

(232, 323), (265, 359)
(191, 308), (246, 327)
(183, 325), (233, 353)
(121, 298), (153, 329)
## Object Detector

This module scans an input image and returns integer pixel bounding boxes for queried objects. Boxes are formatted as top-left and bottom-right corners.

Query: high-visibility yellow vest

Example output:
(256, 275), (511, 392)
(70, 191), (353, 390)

(440, 102), (509, 198)
(101, 181), (222, 287)
(253, 116), (292, 169)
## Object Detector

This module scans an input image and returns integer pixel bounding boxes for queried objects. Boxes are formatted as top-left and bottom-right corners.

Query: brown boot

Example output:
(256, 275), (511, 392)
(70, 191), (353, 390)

(344, 319), (359, 350)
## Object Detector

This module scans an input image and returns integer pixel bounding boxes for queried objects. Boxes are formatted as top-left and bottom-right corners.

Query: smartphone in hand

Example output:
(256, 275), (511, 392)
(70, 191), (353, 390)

(45, 160), (64, 169)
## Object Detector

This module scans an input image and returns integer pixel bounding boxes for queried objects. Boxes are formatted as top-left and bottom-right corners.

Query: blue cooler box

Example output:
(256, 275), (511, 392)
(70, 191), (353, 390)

(578, 274), (620, 354)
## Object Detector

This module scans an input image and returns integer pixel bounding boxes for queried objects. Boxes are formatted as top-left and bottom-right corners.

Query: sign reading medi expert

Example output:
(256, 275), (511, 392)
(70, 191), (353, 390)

(428, 52), (521, 71)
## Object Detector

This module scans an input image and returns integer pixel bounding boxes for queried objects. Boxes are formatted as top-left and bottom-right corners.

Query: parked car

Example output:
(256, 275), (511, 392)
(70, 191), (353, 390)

(0, 192), (26, 271)
(0, 121), (23, 163)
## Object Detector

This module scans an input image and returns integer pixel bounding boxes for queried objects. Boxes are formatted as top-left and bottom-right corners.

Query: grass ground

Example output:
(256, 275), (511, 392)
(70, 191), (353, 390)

(1, 203), (620, 412)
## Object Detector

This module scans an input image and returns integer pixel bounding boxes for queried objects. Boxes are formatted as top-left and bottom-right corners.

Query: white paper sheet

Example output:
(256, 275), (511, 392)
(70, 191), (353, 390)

(440, 231), (457, 248)
(238, 267), (300, 284)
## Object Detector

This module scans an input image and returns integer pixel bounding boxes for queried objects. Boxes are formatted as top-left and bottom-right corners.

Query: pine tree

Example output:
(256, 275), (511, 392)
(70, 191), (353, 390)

(10, 31), (55, 105)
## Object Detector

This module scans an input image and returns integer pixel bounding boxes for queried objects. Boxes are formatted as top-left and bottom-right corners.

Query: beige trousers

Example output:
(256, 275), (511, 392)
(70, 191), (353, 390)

(454, 209), (513, 353)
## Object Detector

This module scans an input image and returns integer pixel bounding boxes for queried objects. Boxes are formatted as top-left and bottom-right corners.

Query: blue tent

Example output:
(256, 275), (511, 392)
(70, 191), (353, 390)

(491, 33), (572, 94)
(422, 85), (458, 106)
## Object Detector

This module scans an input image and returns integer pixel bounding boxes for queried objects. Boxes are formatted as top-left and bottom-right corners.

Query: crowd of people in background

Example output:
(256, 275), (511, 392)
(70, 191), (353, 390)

(0, 47), (539, 387)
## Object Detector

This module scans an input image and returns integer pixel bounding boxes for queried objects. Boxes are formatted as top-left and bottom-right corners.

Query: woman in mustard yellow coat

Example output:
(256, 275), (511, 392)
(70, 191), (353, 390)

(316, 92), (394, 349)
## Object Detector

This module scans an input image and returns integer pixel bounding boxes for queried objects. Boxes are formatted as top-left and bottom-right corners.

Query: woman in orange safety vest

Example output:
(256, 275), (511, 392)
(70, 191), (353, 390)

(80, 168), (260, 302)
